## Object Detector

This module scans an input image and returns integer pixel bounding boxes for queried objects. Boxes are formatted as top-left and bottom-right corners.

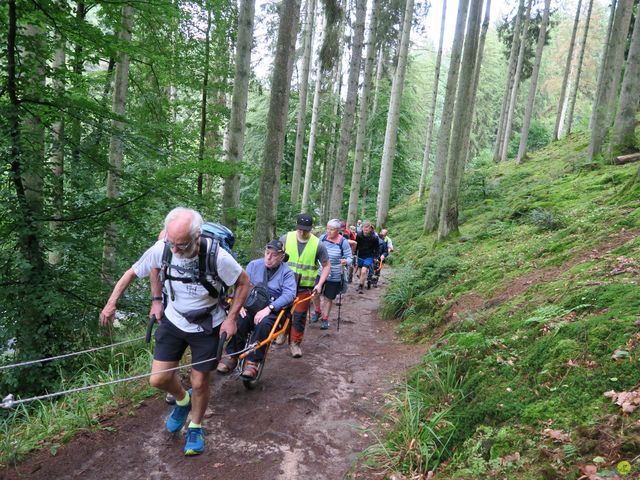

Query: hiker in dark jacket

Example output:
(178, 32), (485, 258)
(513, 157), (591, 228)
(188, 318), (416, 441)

(355, 220), (380, 294)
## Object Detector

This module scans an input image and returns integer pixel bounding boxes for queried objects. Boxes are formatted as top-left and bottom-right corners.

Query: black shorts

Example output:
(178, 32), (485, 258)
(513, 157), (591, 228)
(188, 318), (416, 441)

(322, 280), (342, 300)
(154, 317), (221, 372)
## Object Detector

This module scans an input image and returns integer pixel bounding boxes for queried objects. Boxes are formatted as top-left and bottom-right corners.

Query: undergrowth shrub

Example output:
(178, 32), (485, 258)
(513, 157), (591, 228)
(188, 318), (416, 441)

(528, 207), (566, 232)
(507, 120), (552, 159)
(365, 356), (464, 476)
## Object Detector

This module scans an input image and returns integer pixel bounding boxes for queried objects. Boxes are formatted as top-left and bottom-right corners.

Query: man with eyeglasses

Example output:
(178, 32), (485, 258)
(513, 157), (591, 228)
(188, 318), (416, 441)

(99, 207), (250, 456)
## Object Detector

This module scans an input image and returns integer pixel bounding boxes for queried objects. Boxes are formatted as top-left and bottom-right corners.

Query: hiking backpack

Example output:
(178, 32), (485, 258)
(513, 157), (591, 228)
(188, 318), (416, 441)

(160, 222), (236, 300)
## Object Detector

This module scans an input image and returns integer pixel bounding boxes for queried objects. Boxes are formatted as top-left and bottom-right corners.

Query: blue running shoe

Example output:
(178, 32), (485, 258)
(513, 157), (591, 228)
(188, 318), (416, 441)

(311, 311), (321, 323)
(166, 389), (191, 433)
(184, 427), (205, 456)
(320, 319), (329, 330)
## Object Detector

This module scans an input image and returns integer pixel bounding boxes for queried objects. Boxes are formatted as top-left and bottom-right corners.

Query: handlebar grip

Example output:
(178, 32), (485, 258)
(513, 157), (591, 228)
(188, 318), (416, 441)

(146, 315), (156, 343)
(212, 331), (227, 369)
(216, 331), (227, 363)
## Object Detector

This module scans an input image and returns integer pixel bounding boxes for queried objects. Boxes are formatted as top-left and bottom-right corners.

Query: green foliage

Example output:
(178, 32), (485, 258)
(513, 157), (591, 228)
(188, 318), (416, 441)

(507, 120), (552, 159)
(528, 207), (566, 232)
(366, 355), (463, 476)
(371, 130), (640, 478)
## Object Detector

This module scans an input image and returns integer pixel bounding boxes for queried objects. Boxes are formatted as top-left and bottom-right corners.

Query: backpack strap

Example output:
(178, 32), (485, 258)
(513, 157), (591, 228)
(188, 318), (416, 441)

(198, 236), (221, 298)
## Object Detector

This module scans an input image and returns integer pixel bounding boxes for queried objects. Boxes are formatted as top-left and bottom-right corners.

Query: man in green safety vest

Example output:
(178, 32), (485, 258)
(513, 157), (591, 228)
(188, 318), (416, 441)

(278, 213), (330, 358)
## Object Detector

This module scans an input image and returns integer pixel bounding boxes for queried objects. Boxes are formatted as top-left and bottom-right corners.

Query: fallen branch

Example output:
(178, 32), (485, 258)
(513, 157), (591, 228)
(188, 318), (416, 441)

(613, 153), (640, 165)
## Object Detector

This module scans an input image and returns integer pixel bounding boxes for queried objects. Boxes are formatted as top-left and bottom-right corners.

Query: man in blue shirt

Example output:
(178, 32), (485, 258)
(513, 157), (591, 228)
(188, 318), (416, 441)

(217, 239), (297, 379)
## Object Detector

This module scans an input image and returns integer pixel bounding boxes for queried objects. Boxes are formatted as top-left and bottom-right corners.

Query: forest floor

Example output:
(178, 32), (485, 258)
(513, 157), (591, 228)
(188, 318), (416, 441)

(0, 269), (424, 480)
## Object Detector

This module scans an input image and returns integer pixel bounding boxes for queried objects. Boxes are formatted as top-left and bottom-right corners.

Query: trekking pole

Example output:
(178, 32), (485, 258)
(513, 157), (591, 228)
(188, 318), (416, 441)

(337, 290), (342, 332)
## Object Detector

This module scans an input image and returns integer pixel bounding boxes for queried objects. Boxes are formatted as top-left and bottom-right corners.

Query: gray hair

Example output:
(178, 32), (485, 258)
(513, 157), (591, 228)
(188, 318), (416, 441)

(327, 218), (341, 230)
(164, 207), (203, 239)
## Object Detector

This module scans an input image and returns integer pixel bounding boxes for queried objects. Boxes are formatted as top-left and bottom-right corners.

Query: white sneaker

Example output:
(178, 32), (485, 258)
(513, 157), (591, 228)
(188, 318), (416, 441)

(274, 333), (287, 345)
(289, 342), (302, 358)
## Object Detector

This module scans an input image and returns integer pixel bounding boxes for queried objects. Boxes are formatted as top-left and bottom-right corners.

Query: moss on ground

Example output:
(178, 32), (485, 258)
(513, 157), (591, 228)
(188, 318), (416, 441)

(373, 131), (640, 479)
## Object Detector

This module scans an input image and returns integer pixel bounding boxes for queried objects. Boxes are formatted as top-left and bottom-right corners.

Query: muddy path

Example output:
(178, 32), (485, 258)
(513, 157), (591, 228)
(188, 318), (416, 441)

(1, 270), (423, 480)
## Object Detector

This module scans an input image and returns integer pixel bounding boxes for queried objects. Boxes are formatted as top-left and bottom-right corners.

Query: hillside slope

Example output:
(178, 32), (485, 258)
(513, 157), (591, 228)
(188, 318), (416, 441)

(372, 132), (640, 479)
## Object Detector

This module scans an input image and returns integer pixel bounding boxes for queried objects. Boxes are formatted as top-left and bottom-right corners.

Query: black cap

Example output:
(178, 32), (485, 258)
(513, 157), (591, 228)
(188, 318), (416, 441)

(296, 213), (313, 231)
(265, 239), (284, 252)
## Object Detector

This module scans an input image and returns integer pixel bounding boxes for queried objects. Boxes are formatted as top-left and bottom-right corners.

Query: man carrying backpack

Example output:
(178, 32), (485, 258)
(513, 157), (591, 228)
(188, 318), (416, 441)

(99, 207), (250, 457)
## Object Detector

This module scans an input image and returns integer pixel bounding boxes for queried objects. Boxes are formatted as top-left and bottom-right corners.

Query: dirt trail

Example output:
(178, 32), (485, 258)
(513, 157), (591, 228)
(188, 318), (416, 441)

(1, 271), (423, 480)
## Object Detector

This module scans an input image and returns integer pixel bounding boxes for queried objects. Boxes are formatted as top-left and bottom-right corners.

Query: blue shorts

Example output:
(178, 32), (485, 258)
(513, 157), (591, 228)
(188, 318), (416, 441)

(357, 257), (373, 268)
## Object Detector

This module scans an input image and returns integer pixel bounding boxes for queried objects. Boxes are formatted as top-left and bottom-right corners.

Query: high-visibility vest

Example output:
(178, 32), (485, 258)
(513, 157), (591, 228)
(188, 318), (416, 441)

(285, 232), (319, 288)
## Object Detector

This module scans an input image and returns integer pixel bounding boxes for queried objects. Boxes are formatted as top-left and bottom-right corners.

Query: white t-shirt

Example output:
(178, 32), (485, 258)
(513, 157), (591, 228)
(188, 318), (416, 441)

(132, 240), (242, 333)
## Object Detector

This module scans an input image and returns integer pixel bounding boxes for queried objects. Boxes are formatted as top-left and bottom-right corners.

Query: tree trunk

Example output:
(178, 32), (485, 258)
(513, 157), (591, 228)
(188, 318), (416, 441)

(197, 6), (212, 196)
(554, 0), (582, 140)
(361, 46), (385, 221)
(222, 0), (255, 229)
(70, 2), (86, 166)
(587, 0), (634, 162)
(8, 0), (55, 392)
(102, 4), (133, 283)
(424, 0), (469, 232)
(516, 0), (551, 164)
(346, 0), (381, 226)
(251, 0), (302, 255)
(437, 0), (484, 240)
(290, 0), (317, 205)
(565, 0), (594, 135)
(49, 37), (66, 266)
(500, 0), (532, 162)
(418, 0), (447, 200)
(590, 0), (617, 131)
(375, 0), (415, 228)
(301, 65), (323, 212)
(493, 0), (525, 162)
(322, 42), (345, 223)
(328, 0), (367, 220)
(466, 0), (491, 165)
(609, 9), (640, 158)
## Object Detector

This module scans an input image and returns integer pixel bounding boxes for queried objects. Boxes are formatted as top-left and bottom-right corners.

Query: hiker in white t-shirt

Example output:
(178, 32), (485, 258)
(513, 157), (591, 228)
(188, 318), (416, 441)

(99, 207), (250, 456)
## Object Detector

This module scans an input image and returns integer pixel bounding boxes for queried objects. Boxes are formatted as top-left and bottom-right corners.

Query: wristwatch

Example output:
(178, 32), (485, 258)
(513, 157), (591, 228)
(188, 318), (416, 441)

(151, 296), (163, 302)
(269, 304), (275, 312)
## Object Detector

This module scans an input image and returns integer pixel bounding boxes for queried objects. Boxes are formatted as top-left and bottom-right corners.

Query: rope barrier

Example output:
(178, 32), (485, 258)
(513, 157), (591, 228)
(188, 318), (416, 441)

(0, 342), (250, 410)
(0, 335), (147, 371)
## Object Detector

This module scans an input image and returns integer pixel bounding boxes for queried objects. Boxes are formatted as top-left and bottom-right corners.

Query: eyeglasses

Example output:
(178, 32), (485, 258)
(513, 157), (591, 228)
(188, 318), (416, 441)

(164, 235), (198, 252)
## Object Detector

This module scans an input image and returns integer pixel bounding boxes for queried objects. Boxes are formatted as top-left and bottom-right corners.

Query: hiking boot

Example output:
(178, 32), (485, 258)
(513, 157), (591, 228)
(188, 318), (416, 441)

(216, 354), (237, 374)
(311, 310), (321, 323)
(184, 427), (205, 456)
(290, 342), (302, 358)
(357, 285), (363, 294)
(320, 319), (330, 330)
(274, 333), (287, 345)
(166, 389), (191, 433)
(240, 360), (260, 380)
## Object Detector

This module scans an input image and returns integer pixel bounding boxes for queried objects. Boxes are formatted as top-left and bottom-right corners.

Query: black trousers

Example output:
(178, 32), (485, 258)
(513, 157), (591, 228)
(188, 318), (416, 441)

(227, 311), (278, 362)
